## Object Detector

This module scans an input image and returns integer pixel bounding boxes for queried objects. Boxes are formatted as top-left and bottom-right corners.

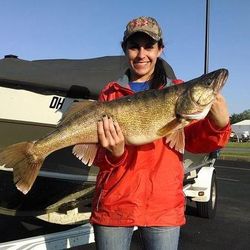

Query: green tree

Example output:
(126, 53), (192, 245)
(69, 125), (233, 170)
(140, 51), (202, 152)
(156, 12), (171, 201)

(230, 109), (250, 124)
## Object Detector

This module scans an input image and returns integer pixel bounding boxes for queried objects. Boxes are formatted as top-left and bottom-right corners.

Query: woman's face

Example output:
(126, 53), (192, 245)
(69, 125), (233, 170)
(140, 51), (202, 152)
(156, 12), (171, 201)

(125, 33), (163, 82)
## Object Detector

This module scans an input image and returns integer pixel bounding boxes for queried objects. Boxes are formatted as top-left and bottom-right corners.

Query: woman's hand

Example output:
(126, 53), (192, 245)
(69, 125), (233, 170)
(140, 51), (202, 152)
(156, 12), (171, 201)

(208, 93), (230, 128)
(97, 115), (125, 158)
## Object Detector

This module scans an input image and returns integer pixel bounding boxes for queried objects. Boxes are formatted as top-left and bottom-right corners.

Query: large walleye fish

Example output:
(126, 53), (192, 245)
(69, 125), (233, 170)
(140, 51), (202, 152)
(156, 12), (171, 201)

(0, 68), (228, 194)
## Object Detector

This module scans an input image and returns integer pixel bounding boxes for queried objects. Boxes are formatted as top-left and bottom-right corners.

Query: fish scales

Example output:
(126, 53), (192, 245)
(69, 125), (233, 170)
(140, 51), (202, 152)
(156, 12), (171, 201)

(34, 103), (105, 156)
(104, 86), (184, 144)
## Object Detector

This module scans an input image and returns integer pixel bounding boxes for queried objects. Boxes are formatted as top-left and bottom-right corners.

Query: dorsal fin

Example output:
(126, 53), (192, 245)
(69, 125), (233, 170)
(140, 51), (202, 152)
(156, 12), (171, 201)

(59, 100), (97, 125)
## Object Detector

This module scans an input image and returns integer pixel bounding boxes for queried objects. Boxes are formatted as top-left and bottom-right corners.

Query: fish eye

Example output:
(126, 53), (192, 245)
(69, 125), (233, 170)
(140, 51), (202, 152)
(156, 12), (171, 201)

(206, 79), (213, 86)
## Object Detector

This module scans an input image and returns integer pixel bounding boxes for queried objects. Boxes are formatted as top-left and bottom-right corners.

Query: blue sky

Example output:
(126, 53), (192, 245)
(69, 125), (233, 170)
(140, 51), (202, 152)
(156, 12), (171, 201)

(1, 0), (249, 115)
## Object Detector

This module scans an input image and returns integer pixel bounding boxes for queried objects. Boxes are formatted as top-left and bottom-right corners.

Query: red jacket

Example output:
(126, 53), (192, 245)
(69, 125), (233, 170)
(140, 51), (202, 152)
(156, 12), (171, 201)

(90, 81), (231, 227)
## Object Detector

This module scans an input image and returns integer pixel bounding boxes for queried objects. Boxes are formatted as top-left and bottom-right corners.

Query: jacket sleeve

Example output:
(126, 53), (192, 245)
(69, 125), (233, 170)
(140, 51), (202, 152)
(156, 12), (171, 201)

(184, 117), (231, 153)
(93, 147), (128, 170)
(93, 83), (129, 170)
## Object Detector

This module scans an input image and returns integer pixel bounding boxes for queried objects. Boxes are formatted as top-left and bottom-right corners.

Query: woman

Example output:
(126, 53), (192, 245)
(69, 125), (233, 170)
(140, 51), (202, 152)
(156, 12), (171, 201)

(90, 16), (231, 250)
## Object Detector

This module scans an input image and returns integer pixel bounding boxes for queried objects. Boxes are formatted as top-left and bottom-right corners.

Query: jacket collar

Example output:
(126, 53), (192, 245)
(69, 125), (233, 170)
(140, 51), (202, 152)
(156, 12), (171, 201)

(117, 69), (130, 88)
(116, 69), (174, 89)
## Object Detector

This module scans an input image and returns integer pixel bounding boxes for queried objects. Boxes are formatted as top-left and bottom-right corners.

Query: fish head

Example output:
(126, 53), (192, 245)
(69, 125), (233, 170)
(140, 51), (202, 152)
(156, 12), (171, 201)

(176, 68), (229, 120)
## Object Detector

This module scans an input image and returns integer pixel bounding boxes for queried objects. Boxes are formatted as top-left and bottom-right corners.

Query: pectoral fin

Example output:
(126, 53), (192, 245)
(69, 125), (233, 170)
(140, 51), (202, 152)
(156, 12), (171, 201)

(157, 119), (183, 137)
(165, 129), (185, 154)
(72, 143), (98, 166)
(158, 118), (190, 154)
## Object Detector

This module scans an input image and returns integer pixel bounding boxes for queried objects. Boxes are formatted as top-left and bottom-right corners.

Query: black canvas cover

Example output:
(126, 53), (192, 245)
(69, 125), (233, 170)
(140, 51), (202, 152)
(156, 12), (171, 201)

(0, 55), (176, 98)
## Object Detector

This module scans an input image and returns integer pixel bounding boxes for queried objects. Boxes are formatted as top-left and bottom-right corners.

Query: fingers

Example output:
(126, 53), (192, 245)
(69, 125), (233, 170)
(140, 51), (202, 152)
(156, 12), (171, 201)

(97, 115), (124, 147)
(103, 115), (116, 146)
(214, 93), (225, 104)
(97, 115), (125, 158)
(209, 94), (230, 128)
(97, 117), (108, 148)
(113, 120), (124, 140)
(211, 94), (227, 112)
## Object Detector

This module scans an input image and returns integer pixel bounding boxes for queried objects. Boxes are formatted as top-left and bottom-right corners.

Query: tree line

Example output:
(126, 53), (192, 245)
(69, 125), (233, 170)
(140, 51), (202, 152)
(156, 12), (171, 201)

(230, 109), (250, 124)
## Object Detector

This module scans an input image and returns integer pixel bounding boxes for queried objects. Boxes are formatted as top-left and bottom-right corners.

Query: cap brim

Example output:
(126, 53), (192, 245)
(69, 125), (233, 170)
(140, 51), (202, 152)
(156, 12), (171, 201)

(124, 30), (161, 42)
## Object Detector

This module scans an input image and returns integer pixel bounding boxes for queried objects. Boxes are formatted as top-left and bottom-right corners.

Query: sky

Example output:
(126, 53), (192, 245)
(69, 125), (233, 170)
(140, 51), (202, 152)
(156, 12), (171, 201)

(1, 0), (249, 115)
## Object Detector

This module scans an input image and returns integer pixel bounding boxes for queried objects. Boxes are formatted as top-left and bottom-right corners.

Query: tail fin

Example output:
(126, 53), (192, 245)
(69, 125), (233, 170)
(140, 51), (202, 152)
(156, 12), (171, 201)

(0, 141), (44, 194)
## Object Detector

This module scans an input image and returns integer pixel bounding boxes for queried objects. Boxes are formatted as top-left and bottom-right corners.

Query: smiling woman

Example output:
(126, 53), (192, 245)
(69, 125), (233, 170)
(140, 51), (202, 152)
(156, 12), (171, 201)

(122, 33), (163, 82)
(121, 17), (167, 89)
(90, 16), (231, 250)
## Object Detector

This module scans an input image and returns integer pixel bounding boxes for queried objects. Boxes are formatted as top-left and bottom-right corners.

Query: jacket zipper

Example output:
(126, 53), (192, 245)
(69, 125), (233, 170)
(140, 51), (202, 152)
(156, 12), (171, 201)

(96, 191), (102, 211)
(96, 171), (113, 211)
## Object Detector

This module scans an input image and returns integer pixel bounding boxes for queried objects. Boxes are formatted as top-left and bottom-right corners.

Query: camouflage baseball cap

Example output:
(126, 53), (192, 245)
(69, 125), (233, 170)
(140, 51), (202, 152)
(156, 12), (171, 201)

(123, 16), (162, 42)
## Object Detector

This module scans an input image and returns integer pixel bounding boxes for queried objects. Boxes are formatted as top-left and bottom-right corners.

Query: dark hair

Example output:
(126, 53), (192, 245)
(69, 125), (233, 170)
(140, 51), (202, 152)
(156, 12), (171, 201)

(150, 57), (167, 89)
(121, 38), (167, 89)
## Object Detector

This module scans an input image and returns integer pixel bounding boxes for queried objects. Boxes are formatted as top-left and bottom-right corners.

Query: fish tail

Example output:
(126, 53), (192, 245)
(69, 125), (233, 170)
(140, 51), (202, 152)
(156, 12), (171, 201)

(0, 141), (44, 194)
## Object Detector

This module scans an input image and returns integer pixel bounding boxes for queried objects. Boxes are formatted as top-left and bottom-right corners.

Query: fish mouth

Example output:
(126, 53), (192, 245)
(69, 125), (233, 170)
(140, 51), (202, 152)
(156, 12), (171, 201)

(208, 68), (229, 93)
(212, 68), (228, 93)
